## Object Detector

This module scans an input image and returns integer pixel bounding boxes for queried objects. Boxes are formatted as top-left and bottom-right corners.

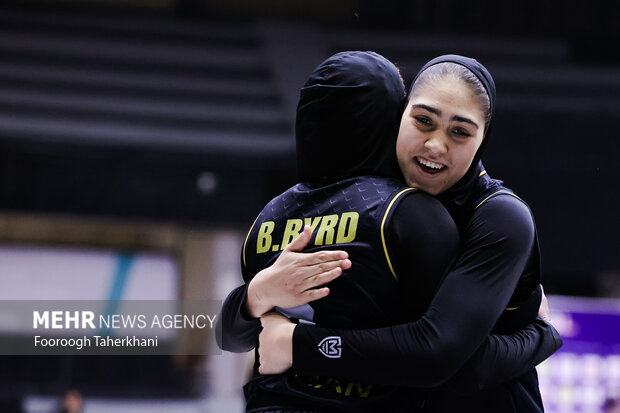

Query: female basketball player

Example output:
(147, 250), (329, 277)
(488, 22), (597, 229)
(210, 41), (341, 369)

(222, 53), (561, 412)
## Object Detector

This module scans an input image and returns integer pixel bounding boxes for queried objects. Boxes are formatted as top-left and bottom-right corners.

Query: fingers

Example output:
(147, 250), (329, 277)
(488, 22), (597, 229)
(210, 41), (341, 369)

(258, 313), (295, 375)
(295, 261), (348, 296)
(539, 285), (548, 307)
(303, 287), (331, 302)
(286, 252), (349, 276)
(308, 250), (349, 266)
(257, 340), (268, 375)
(308, 265), (344, 286)
(538, 285), (551, 322)
(313, 258), (350, 276)
(285, 225), (312, 252)
(284, 226), (349, 264)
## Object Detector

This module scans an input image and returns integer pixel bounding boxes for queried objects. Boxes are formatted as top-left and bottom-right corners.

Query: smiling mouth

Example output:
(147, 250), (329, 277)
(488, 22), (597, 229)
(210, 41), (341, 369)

(415, 157), (446, 175)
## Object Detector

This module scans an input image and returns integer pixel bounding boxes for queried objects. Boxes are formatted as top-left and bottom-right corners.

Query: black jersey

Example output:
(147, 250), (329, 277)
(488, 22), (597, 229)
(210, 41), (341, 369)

(427, 166), (550, 413)
(218, 51), (461, 412)
(290, 165), (562, 412)
(240, 176), (442, 413)
(219, 51), (561, 413)
(285, 53), (561, 412)
(221, 170), (561, 413)
(242, 176), (416, 328)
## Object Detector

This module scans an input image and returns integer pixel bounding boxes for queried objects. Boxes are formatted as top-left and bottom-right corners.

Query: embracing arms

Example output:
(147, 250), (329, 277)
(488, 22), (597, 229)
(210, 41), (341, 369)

(217, 226), (350, 353)
(261, 195), (561, 388)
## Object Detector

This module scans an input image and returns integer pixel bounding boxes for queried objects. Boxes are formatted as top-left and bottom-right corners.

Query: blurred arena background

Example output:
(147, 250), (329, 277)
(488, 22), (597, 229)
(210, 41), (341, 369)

(0, 0), (618, 412)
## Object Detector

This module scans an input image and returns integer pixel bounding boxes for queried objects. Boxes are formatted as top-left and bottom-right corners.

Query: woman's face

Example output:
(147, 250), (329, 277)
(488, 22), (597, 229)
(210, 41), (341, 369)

(396, 75), (486, 195)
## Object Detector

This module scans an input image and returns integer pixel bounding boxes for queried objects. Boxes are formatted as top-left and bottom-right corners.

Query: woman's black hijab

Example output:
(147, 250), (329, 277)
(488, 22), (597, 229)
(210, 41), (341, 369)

(296, 51), (406, 183)
(411, 55), (542, 313)
(409, 54), (497, 223)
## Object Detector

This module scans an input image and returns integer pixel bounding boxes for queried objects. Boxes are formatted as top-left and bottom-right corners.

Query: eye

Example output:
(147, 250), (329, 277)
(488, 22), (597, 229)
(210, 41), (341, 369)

(414, 116), (432, 126)
(452, 127), (471, 137)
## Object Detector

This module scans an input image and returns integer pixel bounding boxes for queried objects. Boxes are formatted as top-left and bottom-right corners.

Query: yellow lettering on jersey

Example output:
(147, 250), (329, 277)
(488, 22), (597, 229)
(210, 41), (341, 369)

(344, 382), (354, 396)
(356, 383), (372, 397)
(256, 221), (275, 254)
(304, 216), (322, 233)
(255, 212), (360, 254)
(332, 378), (342, 394)
(302, 375), (324, 389)
(281, 218), (303, 250)
(336, 212), (358, 243)
(315, 214), (338, 246)
(298, 375), (374, 398)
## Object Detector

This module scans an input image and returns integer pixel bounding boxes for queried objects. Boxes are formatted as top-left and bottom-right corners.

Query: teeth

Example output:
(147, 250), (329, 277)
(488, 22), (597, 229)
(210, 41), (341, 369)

(417, 157), (445, 170)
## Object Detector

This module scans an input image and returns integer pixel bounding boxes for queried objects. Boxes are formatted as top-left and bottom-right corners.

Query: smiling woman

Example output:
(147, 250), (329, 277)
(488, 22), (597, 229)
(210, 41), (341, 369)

(253, 54), (562, 413)
(396, 62), (489, 196)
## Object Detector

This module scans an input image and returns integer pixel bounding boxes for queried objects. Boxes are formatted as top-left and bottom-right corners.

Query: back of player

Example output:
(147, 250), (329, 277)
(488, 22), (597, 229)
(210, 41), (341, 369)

(242, 179), (423, 411)
(240, 52), (459, 413)
(243, 176), (415, 329)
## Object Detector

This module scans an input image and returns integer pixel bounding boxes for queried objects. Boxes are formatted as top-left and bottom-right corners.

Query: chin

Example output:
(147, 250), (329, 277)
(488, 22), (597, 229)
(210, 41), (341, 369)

(420, 180), (446, 196)
(406, 179), (439, 195)
(422, 186), (442, 196)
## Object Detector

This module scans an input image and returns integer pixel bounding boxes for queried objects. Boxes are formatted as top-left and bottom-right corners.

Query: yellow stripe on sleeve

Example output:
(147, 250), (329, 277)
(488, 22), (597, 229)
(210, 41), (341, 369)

(475, 190), (524, 210)
(242, 215), (260, 268)
(380, 188), (416, 281)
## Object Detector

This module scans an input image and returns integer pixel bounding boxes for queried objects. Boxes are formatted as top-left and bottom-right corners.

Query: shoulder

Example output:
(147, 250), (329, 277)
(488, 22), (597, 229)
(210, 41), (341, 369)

(386, 191), (459, 283)
(396, 189), (447, 212)
(475, 192), (534, 225)
(471, 193), (535, 250)
(398, 190), (455, 226)
(389, 190), (458, 246)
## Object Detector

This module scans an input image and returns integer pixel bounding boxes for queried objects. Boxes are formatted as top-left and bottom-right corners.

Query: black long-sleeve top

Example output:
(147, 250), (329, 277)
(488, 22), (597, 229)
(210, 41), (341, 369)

(220, 191), (459, 353)
(222, 49), (561, 411)
(290, 183), (562, 412)
(219, 192), (561, 399)
(292, 193), (550, 382)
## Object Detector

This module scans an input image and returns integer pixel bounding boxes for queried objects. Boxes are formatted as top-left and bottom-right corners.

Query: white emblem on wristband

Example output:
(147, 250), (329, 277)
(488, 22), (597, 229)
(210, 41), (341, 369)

(318, 336), (342, 358)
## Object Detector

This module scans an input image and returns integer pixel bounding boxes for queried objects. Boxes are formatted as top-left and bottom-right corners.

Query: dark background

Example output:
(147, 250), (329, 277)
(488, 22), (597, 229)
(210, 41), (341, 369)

(0, 0), (618, 403)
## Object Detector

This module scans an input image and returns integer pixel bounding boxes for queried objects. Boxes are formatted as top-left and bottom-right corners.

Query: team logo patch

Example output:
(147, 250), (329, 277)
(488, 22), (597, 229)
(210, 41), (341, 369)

(318, 336), (342, 359)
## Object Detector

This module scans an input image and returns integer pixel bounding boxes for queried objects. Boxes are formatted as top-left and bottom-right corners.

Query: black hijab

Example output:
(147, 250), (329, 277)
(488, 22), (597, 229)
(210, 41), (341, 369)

(296, 51), (406, 183)
(409, 55), (497, 222)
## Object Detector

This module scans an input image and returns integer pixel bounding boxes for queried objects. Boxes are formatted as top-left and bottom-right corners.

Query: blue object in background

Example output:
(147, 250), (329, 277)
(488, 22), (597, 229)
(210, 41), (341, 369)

(99, 253), (134, 336)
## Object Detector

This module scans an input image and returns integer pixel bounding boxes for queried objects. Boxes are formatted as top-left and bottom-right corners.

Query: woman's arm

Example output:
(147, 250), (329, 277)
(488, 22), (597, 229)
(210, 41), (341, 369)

(258, 311), (561, 389)
(446, 317), (561, 392)
(262, 195), (559, 386)
(445, 285), (561, 392)
(218, 283), (261, 353)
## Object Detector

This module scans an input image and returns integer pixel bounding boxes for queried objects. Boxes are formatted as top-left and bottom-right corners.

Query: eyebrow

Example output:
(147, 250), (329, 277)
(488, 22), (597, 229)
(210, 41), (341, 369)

(411, 103), (441, 116)
(451, 115), (479, 130)
(411, 104), (479, 130)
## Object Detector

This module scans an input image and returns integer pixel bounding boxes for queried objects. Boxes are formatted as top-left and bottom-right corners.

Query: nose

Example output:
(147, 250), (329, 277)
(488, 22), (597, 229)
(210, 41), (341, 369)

(424, 132), (448, 154)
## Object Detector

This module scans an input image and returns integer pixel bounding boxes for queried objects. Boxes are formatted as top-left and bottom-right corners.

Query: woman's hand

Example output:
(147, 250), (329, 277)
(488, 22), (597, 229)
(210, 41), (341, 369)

(246, 225), (351, 318)
(538, 285), (551, 323)
(258, 312), (296, 374)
